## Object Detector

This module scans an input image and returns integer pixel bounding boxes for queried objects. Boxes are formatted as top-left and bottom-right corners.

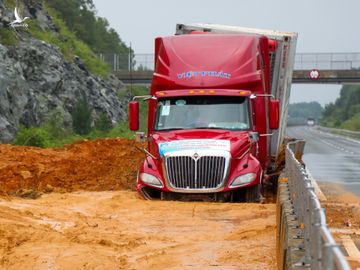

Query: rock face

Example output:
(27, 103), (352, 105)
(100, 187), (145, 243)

(0, 2), (128, 142)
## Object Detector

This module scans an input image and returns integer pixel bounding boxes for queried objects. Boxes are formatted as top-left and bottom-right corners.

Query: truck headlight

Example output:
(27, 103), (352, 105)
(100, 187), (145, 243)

(140, 173), (164, 188)
(229, 173), (256, 188)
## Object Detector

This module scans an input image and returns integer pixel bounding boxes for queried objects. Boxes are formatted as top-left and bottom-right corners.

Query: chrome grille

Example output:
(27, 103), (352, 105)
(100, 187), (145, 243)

(166, 156), (226, 189)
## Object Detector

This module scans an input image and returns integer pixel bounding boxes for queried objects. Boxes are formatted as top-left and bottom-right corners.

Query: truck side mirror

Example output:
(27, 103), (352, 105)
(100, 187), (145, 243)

(135, 132), (146, 142)
(129, 101), (139, 131)
(269, 99), (279, 130)
(249, 132), (259, 143)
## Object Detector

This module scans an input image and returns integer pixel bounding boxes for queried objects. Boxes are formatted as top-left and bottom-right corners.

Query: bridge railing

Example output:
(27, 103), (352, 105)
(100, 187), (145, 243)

(98, 53), (154, 72)
(285, 140), (350, 269)
(98, 53), (360, 72)
(295, 53), (360, 70)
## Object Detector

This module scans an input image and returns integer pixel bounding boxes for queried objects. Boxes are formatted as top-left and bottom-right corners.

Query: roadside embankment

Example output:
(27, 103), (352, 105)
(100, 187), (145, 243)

(0, 138), (144, 195)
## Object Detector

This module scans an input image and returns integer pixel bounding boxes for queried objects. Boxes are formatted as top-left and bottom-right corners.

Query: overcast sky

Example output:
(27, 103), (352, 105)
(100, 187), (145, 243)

(92, 0), (360, 106)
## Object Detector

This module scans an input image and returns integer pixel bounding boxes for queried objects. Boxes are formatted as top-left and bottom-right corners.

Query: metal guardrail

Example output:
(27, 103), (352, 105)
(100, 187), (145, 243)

(285, 141), (350, 270)
(98, 53), (360, 72)
(317, 126), (360, 140)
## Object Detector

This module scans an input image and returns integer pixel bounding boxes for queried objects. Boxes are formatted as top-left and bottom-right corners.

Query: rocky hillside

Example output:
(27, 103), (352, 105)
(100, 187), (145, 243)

(0, 0), (128, 142)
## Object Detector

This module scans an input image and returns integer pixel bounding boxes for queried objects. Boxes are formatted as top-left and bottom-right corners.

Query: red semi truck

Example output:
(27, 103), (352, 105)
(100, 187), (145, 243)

(129, 24), (297, 202)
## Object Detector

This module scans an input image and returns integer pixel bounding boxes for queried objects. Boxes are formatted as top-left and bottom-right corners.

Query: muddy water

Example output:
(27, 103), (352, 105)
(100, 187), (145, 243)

(0, 191), (277, 270)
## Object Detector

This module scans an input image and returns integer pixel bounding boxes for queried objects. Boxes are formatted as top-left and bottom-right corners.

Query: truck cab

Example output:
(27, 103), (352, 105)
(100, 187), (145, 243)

(129, 24), (297, 202)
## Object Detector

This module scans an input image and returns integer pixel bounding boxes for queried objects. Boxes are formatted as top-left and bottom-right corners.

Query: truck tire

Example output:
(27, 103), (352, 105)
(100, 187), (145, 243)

(245, 184), (262, 203)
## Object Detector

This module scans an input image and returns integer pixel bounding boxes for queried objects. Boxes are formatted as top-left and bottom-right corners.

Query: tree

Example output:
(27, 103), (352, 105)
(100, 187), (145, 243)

(95, 112), (113, 132)
(287, 101), (323, 126)
(321, 85), (360, 131)
(46, 0), (133, 55)
(71, 99), (93, 135)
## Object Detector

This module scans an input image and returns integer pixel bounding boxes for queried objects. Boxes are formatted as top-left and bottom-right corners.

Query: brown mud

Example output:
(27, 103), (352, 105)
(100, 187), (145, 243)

(0, 139), (277, 269)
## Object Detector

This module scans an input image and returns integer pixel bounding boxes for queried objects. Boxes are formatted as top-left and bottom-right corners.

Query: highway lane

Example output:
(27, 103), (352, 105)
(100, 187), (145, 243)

(286, 126), (360, 196)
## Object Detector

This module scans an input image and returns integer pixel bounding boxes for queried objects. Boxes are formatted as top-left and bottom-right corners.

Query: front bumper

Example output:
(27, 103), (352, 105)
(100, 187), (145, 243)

(136, 151), (262, 195)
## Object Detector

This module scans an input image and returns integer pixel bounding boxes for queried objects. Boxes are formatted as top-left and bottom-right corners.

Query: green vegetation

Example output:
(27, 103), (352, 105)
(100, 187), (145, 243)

(27, 6), (110, 77)
(3, 0), (132, 76)
(4, 0), (150, 146)
(13, 120), (133, 148)
(321, 85), (360, 131)
(0, 28), (18, 45)
(13, 86), (150, 148)
(13, 126), (51, 148)
(71, 99), (93, 135)
(45, 0), (132, 55)
(43, 110), (66, 139)
(44, 0), (134, 70)
(4, 0), (16, 9)
(120, 85), (149, 132)
(95, 113), (113, 132)
(287, 101), (323, 126)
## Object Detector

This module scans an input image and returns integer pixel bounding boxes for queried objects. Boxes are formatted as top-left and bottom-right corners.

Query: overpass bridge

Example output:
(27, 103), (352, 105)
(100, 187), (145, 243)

(98, 52), (360, 85)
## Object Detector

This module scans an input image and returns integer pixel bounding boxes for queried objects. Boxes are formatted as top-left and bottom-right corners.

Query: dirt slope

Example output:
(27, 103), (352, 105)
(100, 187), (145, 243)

(0, 138), (143, 194)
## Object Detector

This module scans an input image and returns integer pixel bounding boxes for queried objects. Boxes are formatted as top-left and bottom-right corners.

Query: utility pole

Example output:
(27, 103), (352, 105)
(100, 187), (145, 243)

(129, 42), (133, 94)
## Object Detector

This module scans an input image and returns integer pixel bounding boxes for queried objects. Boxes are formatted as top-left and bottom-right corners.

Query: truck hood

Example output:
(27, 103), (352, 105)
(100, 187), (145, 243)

(151, 130), (250, 158)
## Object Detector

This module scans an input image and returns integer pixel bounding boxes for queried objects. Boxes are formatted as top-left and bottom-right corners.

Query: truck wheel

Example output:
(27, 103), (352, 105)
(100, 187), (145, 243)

(245, 184), (263, 203)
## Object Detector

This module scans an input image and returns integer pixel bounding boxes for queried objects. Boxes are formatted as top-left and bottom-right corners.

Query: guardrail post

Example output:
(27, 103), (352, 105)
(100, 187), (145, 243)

(311, 208), (322, 270)
(304, 185), (314, 266)
(323, 242), (337, 270)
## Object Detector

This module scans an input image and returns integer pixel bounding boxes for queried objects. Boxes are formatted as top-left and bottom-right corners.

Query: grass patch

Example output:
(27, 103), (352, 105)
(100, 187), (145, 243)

(13, 126), (51, 148)
(341, 112), (360, 131)
(4, 0), (16, 9)
(12, 121), (135, 148)
(0, 28), (18, 45)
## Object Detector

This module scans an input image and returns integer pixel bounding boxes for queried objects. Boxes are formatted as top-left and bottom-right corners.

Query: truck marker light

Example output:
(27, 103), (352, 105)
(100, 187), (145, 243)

(239, 91), (248, 95)
(208, 90), (216, 94)
(199, 90), (206, 94)
(188, 90), (195, 94)
(158, 92), (165, 96)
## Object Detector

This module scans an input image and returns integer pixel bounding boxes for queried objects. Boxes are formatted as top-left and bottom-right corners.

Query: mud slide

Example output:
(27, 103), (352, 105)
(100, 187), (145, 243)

(0, 139), (277, 269)
(0, 191), (277, 269)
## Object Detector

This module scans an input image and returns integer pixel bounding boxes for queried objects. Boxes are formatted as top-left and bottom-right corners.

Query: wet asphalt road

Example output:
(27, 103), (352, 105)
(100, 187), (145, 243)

(286, 126), (360, 196)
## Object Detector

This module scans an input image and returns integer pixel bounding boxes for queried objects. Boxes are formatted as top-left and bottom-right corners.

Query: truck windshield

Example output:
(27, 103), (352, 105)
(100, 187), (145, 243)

(154, 96), (251, 131)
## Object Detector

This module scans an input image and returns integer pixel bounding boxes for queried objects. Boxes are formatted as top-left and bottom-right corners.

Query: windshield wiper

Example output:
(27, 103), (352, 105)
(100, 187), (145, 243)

(193, 126), (225, 130)
(156, 127), (186, 131)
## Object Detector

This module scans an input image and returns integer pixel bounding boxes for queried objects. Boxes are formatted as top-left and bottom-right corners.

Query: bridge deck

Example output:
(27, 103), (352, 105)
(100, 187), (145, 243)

(102, 53), (360, 85)
(114, 70), (360, 85)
